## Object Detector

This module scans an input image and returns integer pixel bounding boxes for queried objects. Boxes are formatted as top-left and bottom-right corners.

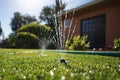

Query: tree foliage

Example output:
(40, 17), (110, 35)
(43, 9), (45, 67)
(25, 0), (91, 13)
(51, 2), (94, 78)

(2, 33), (16, 48)
(2, 22), (52, 49)
(0, 21), (4, 47)
(10, 12), (37, 32)
(1, 32), (37, 48)
(39, 1), (66, 35)
(0, 22), (3, 36)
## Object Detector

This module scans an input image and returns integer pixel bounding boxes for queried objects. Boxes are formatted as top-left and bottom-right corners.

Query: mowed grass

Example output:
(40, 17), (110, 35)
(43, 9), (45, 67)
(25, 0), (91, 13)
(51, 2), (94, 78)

(0, 49), (120, 80)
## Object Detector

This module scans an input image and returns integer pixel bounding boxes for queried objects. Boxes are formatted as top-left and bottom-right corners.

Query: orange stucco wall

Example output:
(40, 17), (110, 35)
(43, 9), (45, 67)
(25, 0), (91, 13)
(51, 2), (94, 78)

(63, 5), (120, 48)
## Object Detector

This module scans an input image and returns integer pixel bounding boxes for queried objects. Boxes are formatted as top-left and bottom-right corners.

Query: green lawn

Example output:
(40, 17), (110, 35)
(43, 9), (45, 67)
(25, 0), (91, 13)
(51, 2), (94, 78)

(0, 49), (120, 80)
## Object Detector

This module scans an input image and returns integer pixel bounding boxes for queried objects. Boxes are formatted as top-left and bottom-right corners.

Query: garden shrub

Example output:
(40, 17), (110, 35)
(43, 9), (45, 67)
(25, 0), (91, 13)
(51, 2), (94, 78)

(113, 37), (120, 51)
(3, 33), (17, 48)
(15, 32), (39, 48)
(65, 35), (90, 50)
(17, 22), (52, 39)
(17, 22), (53, 49)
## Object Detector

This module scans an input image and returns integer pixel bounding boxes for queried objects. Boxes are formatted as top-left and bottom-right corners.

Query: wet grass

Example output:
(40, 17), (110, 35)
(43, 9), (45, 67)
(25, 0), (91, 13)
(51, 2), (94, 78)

(0, 49), (120, 80)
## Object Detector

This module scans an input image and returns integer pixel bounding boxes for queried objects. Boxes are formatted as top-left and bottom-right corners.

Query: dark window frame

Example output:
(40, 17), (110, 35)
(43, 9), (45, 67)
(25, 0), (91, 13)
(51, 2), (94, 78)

(80, 14), (106, 48)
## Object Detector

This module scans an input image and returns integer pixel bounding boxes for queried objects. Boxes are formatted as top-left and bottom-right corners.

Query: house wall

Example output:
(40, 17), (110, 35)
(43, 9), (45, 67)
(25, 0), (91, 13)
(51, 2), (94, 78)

(63, 5), (120, 48)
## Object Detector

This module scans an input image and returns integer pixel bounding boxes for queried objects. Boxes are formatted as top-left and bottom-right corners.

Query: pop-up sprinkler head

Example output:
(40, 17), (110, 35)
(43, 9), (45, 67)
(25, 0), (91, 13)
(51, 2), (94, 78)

(60, 59), (67, 64)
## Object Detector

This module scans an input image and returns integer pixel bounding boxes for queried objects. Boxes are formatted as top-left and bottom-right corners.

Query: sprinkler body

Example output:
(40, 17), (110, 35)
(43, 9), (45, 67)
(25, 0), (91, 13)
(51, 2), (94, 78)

(60, 59), (67, 64)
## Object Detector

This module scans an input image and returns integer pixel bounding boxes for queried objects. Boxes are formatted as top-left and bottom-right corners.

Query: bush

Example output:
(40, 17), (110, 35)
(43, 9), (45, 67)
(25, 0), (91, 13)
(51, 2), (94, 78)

(65, 35), (90, 50)
(113, 38), (120, 51)
(17, 22), (52, 39)
(0, 33), (17, 48)
(15, 32), (39, 48)
(17, 22), (53, 49)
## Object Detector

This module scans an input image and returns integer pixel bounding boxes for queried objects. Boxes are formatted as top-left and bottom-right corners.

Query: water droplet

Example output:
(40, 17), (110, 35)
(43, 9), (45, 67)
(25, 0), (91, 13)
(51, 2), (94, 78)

(70, 73), (74, 77)
(107, 66), (110, 68)
(119, 65), (120, 68)
(50, 70), (54, 76)
(82, 73), (86, 76)
(86, 76), (90, 79)
(89, 70), (94, 74)
(53, 67), (56, 70)
(14, 67), (16, 70)
(61, 76), (65, 80)
(10, 71), (12, 73)
(2, 69), (5, 72)
(23, 76), (26, 79)
(119, 68), (120, 71)
(66, 69), (69, 72)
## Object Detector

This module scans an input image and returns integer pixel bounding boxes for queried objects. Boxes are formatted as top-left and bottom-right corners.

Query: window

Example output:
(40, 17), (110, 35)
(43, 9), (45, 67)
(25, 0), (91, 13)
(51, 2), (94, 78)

(64, 19), (71, 28)
(81, 14), (106, 48)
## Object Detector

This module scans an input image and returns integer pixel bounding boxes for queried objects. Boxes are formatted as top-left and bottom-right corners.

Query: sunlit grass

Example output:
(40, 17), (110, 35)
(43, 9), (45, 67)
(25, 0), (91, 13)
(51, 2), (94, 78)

(0, 49), (120, 80)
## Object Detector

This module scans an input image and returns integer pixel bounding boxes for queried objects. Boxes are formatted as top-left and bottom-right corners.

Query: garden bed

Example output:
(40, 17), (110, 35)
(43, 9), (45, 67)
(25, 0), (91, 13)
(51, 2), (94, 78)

(51, 50), (120, 56)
